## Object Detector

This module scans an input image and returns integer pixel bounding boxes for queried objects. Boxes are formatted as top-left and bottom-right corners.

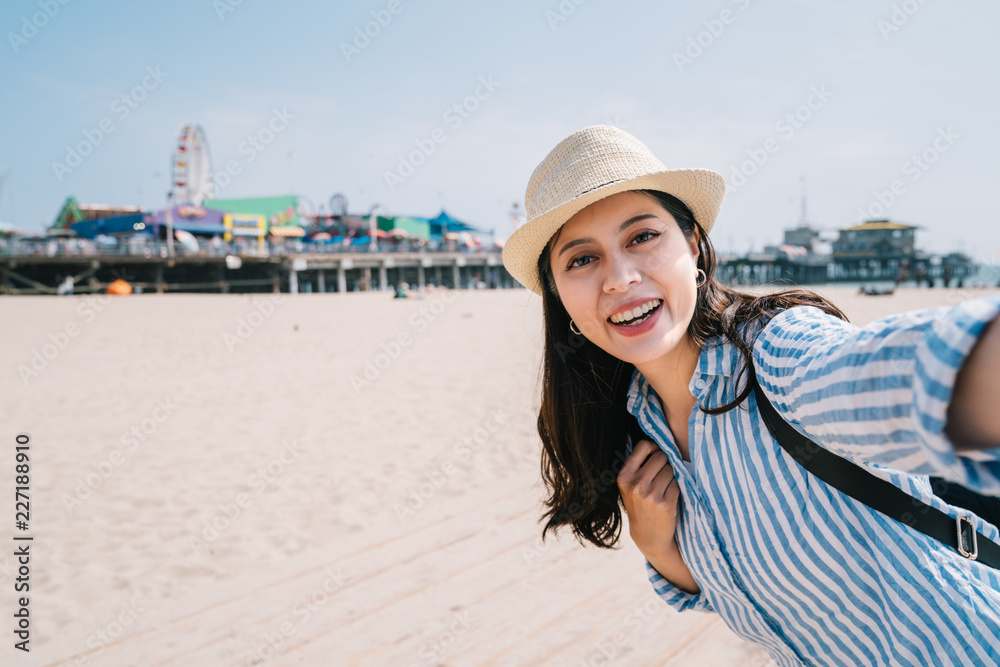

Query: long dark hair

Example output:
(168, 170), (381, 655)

(534, 189), (848, 549)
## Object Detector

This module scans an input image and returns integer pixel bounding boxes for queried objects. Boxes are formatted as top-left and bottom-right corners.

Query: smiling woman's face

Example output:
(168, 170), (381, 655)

(548, 190), (701, 367)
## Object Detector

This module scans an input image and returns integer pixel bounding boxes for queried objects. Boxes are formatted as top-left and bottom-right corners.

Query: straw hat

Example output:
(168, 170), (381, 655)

(502, 125), (727, 295)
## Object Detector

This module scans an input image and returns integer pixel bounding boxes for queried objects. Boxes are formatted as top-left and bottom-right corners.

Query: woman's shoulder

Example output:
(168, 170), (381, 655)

(761, 302), (848, 329)
(742, 304), (860, 379)
(752, 303), (852, 348)
(698, 304), (847, 370)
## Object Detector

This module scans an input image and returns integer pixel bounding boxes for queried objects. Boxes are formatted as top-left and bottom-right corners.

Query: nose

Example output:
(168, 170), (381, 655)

(602, 252), (641, 293)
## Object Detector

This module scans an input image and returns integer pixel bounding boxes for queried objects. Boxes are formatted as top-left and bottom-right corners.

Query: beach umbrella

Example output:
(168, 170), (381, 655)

(107, 279), (132, 295)
(389, 228), (409, 237)
(779, 244), (808, 258)
(174, 229), (200, 254)
(310, 232), (332, 242)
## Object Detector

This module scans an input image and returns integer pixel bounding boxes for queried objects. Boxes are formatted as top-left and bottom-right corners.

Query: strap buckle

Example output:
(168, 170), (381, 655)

(956, 516), (978, 560)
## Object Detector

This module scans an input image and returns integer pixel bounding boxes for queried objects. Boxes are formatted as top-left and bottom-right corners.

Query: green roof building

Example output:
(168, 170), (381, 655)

(203, 195), (301, 234)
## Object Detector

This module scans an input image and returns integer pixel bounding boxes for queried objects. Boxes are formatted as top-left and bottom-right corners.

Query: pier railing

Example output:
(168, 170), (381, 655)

(0, 237), (990, 295)
(0, 237), (488, 259)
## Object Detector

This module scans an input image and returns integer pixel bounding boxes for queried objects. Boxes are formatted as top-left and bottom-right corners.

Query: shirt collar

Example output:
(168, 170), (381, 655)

(626, 335), (736, 419)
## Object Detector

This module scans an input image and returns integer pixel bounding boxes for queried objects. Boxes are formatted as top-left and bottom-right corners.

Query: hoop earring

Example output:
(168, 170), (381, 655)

(569, 320), (582, 335)
(695, 268), (707, 288)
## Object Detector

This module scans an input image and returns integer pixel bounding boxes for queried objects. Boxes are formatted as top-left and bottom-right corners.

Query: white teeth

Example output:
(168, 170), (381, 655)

(610, 299), (661, 324)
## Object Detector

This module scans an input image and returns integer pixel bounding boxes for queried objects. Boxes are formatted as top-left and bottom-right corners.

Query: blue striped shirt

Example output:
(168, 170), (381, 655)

(627, 294), (1000, 666)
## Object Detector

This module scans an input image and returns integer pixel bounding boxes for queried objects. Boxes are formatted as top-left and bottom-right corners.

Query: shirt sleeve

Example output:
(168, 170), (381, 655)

(644, 558), (715, 613)
(751, 294), (1000, 496)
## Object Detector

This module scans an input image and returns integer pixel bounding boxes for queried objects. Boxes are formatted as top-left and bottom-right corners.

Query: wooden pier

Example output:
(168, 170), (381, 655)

(0, 249), (982, 295)
(0, 251), (516, 295)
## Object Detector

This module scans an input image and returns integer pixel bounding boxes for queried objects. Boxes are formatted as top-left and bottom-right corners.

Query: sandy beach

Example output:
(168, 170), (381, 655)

(2, 284), (997, 666)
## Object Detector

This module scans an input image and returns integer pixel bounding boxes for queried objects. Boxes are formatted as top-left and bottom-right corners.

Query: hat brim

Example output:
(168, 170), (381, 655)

(502, 168), (726, 296)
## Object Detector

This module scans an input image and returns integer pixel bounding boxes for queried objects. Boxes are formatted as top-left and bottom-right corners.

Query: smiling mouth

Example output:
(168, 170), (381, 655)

(609, 299), (662, 327)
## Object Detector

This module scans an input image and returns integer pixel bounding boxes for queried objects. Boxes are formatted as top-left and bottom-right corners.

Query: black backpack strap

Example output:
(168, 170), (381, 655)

(930, 476), (1000, 527)
(748, 370), (1000, 570)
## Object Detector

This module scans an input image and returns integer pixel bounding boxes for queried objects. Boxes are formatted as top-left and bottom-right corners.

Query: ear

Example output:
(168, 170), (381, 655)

(687, 228), (701, 265)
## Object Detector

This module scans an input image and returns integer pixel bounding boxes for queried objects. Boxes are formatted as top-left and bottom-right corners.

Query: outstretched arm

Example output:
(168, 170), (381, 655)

(752, 294), (1000, 495)
(946, 314), (1000, 452)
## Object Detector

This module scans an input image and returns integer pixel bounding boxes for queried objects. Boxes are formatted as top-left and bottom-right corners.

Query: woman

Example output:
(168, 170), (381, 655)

(501, 125), (1000, 666)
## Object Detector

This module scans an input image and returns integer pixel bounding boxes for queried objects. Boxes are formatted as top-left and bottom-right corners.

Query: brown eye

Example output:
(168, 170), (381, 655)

(629, 231), (658, 246)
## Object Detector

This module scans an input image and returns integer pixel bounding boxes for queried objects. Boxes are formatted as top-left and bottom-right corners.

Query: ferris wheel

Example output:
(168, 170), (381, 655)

(329, 193), (348, 218)
(171, 124), (213, 206)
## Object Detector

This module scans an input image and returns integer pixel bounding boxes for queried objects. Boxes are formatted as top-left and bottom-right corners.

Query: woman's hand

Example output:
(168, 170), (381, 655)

(617, 438), (700, 594)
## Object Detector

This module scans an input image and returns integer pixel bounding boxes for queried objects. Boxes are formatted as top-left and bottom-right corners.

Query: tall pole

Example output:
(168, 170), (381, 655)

(368, 204), (386, 252)
(509, 201), (522, 232)
(165, 172), (175, 257)
(165, 192), (175, 257)
(799, 175), (808, 227)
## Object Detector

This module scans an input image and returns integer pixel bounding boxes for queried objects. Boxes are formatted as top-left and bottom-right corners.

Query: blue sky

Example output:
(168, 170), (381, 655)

(2, 0), (998, 260)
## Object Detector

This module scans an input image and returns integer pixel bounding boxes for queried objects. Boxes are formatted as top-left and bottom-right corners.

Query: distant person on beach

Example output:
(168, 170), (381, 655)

(502, 125), (1000, 667)
(56, 275), (74, 295)
(393, 282), (423, 299)
(942, 264), (953, 288)
(894, 259), (910, 286)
